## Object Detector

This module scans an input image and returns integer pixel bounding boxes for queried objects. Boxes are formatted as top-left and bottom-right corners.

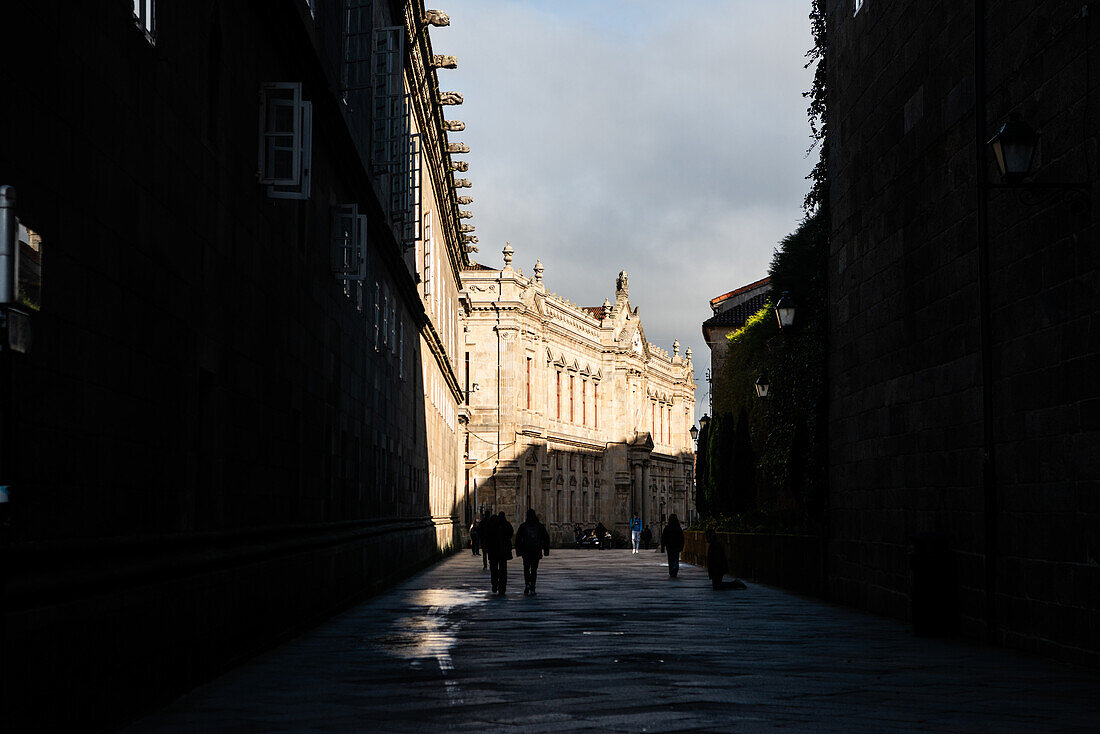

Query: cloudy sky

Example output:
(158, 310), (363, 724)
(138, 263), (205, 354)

(440, 1), (816, 420)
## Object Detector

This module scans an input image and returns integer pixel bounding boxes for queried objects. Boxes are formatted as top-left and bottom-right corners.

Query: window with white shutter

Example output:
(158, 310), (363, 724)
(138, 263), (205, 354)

(342, 1), (373, 94)
(258, 82), (312, 200)
(332, 204), (367, 282)
(132, 0), (155, 41)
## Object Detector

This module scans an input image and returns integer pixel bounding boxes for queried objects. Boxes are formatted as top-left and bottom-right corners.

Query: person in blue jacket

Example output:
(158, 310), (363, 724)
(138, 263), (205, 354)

(630, 512), (642, 555)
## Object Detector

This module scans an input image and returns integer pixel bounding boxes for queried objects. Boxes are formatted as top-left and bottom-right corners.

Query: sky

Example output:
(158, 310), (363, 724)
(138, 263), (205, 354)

(440, 1), (816, 422)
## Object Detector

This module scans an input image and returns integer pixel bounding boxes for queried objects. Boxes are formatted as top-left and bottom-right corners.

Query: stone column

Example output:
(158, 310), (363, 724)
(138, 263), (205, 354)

(632, 460), (643, 517)
(641, 460), (650, 530)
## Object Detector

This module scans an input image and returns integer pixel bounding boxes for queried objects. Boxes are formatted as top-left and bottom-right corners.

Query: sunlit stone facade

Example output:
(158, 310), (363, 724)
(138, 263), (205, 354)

(462, 247), (695, 544)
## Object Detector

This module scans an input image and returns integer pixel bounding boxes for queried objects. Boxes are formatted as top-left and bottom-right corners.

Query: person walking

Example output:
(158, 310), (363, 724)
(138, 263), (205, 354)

(629, 513), (642, 555)
(469, 517), (481, 556)
(515, 509), (550, 595)
(484, 511), (514, 596)
(661, 514), (685, 578)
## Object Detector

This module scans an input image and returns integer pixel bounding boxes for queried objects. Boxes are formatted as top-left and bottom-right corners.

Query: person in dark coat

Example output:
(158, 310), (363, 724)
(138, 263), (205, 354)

(484, 511), (514, 595)
(661, 514), (685, 578)
(641, 525), (653, 550)
(594, 521), (608, 549)
(515, 509), (551, 595)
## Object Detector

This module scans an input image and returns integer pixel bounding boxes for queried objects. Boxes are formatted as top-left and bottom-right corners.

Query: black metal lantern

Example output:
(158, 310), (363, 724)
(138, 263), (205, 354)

(699, 413), (710, 432)
(775, 292), (796, 329)
(689, 424), (699, 442)
(754, 372), (770, 398)
(988, 113), (1038, 182)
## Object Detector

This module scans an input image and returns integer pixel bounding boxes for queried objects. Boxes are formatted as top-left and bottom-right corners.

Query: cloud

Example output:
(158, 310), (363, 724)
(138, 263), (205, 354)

(440, 1), (815, 418)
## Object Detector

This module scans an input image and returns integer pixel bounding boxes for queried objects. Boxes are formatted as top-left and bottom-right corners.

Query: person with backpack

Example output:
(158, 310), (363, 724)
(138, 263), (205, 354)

(661, 514), (685, 578)
(629, 513), (642, 555)
(515, 509), (551, 596)
(483, 511), (514, 596)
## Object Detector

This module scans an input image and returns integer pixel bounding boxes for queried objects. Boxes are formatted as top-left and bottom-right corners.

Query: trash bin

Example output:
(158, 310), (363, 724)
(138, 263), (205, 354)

(909, 533), (959, 637)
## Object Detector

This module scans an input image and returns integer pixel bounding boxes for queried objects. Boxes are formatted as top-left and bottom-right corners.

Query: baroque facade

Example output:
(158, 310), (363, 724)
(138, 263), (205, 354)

(462, 246), (695, 544)
(2, 1), (470, 729)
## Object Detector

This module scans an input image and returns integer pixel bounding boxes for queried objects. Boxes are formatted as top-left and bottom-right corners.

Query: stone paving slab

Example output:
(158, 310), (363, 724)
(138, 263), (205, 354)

(122, 550), (1100, 732)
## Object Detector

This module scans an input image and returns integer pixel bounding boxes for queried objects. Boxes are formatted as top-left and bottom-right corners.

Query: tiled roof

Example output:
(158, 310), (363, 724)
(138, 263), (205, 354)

(580, 306), (605, 320)
(702, 291), (770, 330)
(709, 276), (771, 309)
(464, 261), (497, 271)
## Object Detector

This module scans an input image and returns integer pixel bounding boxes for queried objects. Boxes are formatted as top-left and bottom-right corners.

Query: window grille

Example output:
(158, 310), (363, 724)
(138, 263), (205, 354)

(332, 204), (367, 282)
(258, 83), (312, 200)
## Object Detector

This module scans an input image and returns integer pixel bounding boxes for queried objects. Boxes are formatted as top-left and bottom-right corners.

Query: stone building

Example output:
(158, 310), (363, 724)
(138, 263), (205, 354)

(827, 0), (1099, 664)
(702, 276), (770, 414)
(2, 1), (470, 729)
(462, 247), (696, 544)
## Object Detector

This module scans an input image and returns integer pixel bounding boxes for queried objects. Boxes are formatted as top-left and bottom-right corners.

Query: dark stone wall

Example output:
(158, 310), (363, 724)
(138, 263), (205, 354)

(1, 1), (448, 730)
(826, 0), (1099, 664)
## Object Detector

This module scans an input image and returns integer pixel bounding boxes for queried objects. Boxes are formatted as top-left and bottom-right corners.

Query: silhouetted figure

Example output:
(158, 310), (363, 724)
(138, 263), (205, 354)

(574, 523), (583, 548)
(661, 514), (685, 578)
(641, 525), (652, 551)
(515, 509), (551, 595)
(706, 529), (746, 590)
(483, 511), (514, 595)
(630, 513), (642, 554)
(470, 518), (481, 556)
(594, 521), (608, 549)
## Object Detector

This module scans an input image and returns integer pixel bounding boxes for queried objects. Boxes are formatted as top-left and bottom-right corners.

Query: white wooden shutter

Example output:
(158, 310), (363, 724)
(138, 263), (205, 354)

(343, 0), (373, 91)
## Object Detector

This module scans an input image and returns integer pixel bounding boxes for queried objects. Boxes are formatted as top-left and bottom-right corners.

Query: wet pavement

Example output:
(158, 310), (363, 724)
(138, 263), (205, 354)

(123, 549), (1100, 732)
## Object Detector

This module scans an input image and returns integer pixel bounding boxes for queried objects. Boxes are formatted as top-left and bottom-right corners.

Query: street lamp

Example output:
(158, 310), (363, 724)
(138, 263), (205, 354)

(987, 113), (1038, 182)
(689, 424), (699, 442)
(775, 292), (796, 329)
(754, 372), (770, 398)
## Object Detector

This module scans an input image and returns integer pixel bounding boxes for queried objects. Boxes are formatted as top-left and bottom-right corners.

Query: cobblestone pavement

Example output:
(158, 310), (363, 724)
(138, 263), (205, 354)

(124, 550), (1100, 732)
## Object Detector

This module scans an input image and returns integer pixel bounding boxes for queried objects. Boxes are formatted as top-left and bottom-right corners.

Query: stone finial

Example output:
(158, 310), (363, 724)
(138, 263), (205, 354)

(456, 195), (473, 205)
(440, 91), (464, 105)
(453, 178), (472, 188)
(503, 243), (514, 267)
(424, 9), (450, 26)
(685, 347), (692, 362)
(432, 55), (458, 69)
(533, 259), (544, 283)
(442, 120), (465, 132)
(673, 339), (680, 357)
(451, 160), (469, 172)
(446, 142), (470, 154)
(616, 270), (629, 296)
(602, 298), (612, 319)
(459, 224), (475, 233)
(458, 209), (473, 218)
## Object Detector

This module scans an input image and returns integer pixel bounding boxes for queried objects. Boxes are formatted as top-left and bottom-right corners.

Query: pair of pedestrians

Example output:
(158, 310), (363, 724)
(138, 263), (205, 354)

(479, 509), (550, 596)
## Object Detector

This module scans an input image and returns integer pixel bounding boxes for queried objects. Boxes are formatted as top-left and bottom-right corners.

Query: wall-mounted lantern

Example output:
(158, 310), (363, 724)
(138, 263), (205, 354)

(689, 424), (699, 442)
(988, 113), (1038, 182)
(754, 373), (770, 398)
(775, 292), (796, 329)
